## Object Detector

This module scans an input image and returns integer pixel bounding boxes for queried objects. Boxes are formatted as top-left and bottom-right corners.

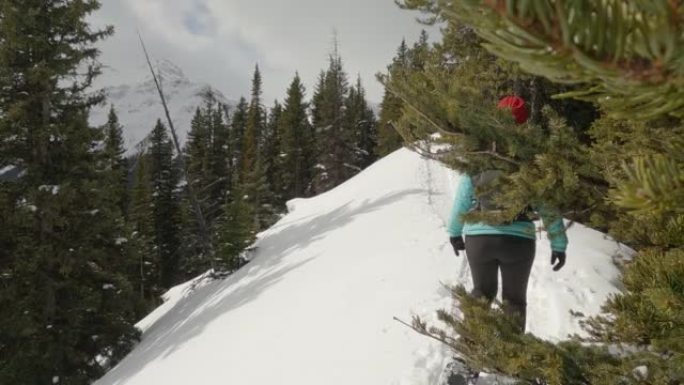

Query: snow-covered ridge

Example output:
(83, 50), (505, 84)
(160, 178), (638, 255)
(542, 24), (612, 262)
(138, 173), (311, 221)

(96, 148), (632, 385)
(90, 60), (234, 155)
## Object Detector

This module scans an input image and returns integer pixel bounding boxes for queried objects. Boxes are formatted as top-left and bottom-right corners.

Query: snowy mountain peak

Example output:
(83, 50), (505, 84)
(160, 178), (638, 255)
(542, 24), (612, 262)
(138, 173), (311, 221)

(150, 59), (189, 84)
(90, 61), (232, 155)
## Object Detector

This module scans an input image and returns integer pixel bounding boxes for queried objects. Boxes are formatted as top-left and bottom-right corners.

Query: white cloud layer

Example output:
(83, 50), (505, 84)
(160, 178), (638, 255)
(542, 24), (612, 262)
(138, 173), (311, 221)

(92, 0), (433, 103)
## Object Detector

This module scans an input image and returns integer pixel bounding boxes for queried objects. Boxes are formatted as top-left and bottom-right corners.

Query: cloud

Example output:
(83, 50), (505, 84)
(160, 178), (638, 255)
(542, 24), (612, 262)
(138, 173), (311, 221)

(183, 2), (217, 36)
(123, 0), (215, 49)
(93, 0), (433, 103)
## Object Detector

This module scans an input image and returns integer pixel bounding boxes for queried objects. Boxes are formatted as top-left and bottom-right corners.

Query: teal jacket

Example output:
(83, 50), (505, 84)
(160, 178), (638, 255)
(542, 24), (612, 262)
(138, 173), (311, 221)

(447, 175), (568, 252)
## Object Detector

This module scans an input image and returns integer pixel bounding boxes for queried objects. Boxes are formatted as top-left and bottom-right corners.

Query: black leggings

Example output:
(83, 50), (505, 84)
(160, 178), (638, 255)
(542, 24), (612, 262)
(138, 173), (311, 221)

(465, 234), (535, 332)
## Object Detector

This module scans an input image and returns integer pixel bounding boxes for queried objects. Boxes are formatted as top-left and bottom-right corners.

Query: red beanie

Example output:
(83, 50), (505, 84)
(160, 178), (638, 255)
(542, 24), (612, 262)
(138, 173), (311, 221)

(497, 95), (529, 124)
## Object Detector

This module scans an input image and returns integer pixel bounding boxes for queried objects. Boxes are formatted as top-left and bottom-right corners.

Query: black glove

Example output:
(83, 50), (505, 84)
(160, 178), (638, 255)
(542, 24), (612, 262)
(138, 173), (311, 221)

(551, 251), (566, 271)
(450, 236), (466, 257)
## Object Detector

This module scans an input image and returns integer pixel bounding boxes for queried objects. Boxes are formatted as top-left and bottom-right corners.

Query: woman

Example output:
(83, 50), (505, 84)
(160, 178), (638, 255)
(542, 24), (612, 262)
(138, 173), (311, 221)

(447, 95), (568, 333)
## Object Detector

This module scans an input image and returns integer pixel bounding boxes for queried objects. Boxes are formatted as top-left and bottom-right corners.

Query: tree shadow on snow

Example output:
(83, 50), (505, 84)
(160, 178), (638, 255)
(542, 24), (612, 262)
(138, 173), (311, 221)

(98, 188), (427, 384)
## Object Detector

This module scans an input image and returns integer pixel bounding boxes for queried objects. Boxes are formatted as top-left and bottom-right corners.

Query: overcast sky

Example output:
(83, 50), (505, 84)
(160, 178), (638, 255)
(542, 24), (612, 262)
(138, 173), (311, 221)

(90, 0), (435, 104)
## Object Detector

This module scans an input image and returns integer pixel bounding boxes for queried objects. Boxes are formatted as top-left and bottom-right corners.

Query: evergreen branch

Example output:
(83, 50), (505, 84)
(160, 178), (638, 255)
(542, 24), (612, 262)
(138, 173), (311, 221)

(405, 145), (450, 162)
(385, 83), (463, 138)
(443, 0), (684, 119)
(197, 176), (230, 194)
(387, 2), (684, 383)
(392, 316), (461, 346)
(464, 149), (521, 166)
(342, 163), (363, 173)
(613, 155), (684, 215)
(394, 316), (542, 383)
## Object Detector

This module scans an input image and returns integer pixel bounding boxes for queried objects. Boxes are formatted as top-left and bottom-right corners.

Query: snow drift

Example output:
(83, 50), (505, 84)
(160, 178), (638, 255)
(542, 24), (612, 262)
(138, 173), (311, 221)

(96, 149), (631, 385)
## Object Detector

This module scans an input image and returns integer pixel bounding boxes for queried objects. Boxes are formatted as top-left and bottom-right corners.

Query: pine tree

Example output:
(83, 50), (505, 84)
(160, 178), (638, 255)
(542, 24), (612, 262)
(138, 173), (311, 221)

(311, 47), (353, 193)
(241, 65), (265, 182)
(178, 107), (209, 273)
(230, 97), (249, 185)
(185, 107), (210, 198)
(312, 45), (378, 192)
(346, 76), (378, 171)
(103, 106), (130, 217)
(264, 100), (283, 208)
(148, 119), (182, 289)
(215, 185), (255, 272)
(0, 1), (139, 383)
(376, 39), (409, 157)
(311, 70), (328, 131)
(409, 29), (430, 70)
(128, 153), (158, 307)
(280, 73), (315, 199)
(207, 99), (231, 213)
(102, 107), (151, 316)
(241, 65), (274, 229)
(393, 1), (684, 382)
(181, 92), (232, 275)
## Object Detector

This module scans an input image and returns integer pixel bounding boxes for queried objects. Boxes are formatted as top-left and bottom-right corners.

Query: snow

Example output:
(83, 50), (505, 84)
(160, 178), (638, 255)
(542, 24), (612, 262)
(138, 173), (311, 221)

(38, 185), (60, 195)
(134, 272), (216, 333)
(0, 164), (20, 181)
(89, 60), (234, 156)
(633, 365), (648, 379)
(0, 165), (15, 176)
(96, 148), (631, 385)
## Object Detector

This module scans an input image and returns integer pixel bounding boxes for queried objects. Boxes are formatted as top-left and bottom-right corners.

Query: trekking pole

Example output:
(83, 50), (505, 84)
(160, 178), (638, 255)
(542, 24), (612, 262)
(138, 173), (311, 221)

(458, 250), (470, 282)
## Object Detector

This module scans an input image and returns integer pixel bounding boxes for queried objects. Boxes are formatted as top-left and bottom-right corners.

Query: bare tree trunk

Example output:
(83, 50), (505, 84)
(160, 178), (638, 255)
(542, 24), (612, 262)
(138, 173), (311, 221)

(140, 252), (145, 301)
(138, 34), (216, 273)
